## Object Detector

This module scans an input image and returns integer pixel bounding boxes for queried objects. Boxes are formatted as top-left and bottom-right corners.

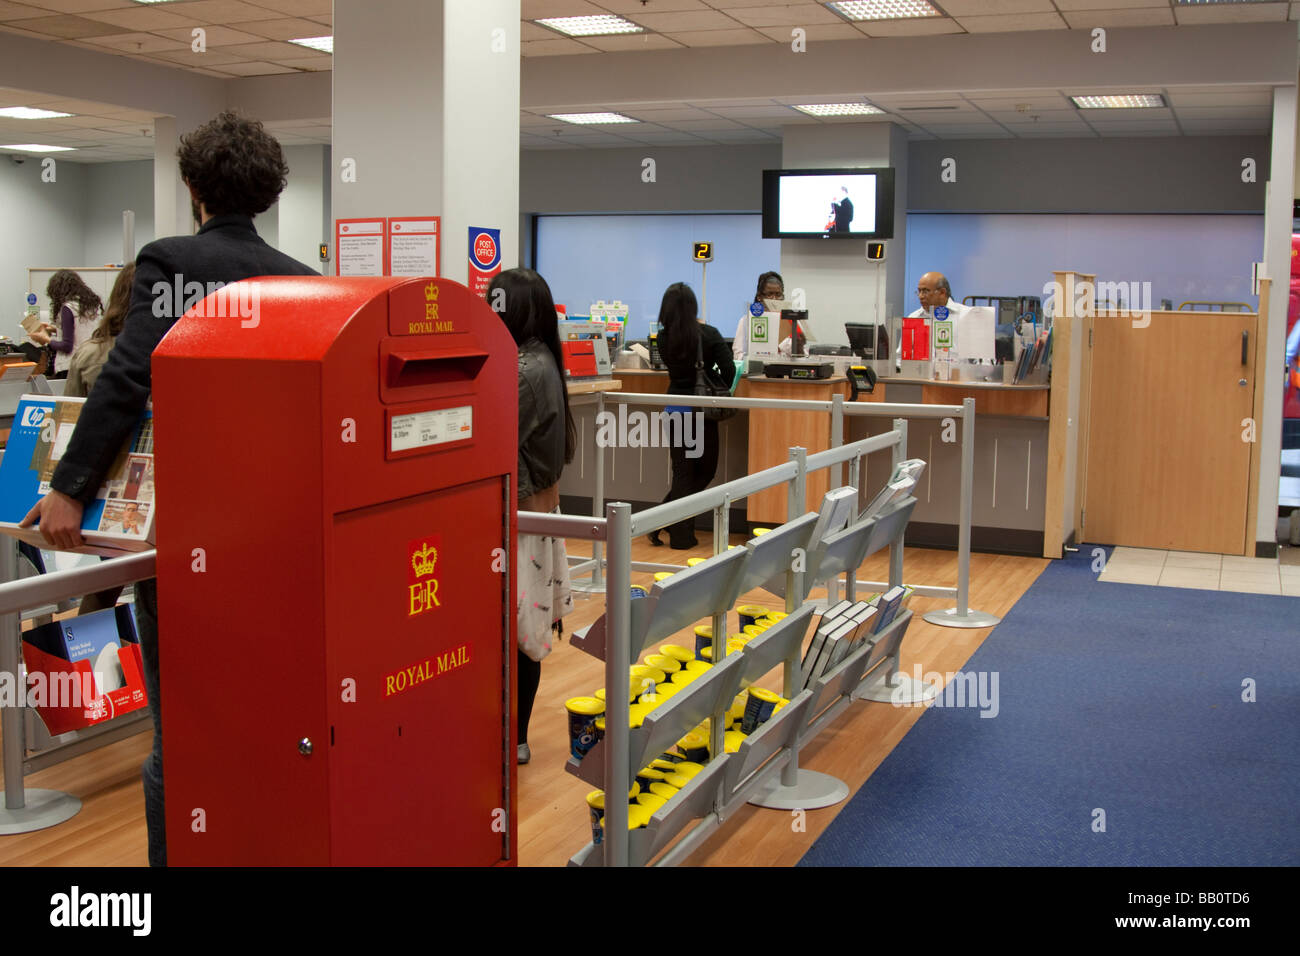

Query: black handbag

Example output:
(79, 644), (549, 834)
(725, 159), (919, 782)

(693, 332), (736, 422)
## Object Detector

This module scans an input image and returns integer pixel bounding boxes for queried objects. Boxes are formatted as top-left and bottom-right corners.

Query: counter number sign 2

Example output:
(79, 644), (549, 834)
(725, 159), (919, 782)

(693, 241), (713, 263)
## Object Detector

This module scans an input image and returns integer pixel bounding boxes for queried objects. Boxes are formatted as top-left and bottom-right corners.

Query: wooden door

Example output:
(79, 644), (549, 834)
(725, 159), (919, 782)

(1084, 310), (1257, 553)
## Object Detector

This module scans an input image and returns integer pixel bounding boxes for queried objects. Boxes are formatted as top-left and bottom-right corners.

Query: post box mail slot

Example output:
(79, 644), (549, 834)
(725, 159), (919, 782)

(152, 276), (517, 865)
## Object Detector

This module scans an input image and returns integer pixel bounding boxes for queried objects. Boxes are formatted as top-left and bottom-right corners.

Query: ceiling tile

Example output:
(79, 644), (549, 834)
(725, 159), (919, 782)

(521, 37), (598, 55)
(854, 18), (964, 37)
(6, 14), (125, 38)
(268, 54), (333, 71)
(152, 24), (267, 45)
(208, 60), (298, 76)
(225, 17), (333, 41)
(596, 0), (710, 10)
(79, 6), (192, 31)
(257, 0), (332, 15)
(12, 1), (136, 13)
(1061, 7), (1174, 28)
(754, 23), (863, 41)
(212, 40), (315, 59)
(150, 49), (249, 67)
(1166, 90), (1275, 108)
(579, 33), (685, 51)
(662, 27), (774, 45)
(158, 0), (285, 23)
(633, 10), (746, 30)
(1175, 3), (1287, 25)
(953, 12), (1068, 32)
(521, 0), (608, 18)
(936, 0), (1056, 12)
(73, 31), (189, 53)
(1173, 106), (1271, 120)
(723, 4), (840, 27)
(1053, 0), (1170, 9)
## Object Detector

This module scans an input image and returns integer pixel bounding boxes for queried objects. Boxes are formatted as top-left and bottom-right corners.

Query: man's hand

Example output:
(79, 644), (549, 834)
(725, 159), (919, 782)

(20, 490), (85, 550)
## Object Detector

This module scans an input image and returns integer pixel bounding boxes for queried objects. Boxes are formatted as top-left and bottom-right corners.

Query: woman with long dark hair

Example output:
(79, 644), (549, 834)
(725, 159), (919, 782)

(486, 267), (578, 765)
(66, 263), (135, 398)
(649, 282), (734, 549)
(30, 270), (103, 379)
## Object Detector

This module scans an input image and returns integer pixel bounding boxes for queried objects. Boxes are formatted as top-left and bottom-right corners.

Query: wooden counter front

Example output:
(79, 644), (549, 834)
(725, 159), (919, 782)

(746, 375), (849, 524)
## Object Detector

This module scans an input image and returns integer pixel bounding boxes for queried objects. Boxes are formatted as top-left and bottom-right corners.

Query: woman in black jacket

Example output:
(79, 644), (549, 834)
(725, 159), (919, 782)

(487, 267), (578, 765)
(649, 282), (735, 549)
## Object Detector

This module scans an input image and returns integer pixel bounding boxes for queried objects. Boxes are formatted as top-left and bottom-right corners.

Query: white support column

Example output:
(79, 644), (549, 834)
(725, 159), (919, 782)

(1257, 82), (1299, 551)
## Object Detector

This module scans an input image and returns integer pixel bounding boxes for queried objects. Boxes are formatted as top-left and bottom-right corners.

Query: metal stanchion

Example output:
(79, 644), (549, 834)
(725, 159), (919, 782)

(603, 502), (631, 866)
(573, 391), (608, 593)
(0, 539), (81, 835)
(748, 446), (849, 811)
(924, 398), (1001, 629)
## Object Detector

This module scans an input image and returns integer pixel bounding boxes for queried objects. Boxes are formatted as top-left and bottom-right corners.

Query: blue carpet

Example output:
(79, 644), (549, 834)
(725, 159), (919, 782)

(799, 547), (1300, 866)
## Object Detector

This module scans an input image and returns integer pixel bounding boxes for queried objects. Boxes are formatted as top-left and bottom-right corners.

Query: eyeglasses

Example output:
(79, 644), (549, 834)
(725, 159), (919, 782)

(916, 288), (940, 296)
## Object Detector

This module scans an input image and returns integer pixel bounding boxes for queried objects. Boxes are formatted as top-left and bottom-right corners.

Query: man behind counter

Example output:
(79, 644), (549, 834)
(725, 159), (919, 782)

(898, 271), (971, 366)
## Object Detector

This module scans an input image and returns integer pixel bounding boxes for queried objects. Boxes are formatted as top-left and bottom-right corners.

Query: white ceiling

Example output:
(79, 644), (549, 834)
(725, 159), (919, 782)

(0, 0), (1291, 160)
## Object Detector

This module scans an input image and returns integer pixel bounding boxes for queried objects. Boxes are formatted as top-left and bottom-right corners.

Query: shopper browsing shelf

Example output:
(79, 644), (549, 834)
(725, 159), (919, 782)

(21, 110), (318, 867)
(487, 267), (578, 766)
(651, 282), (734, 550)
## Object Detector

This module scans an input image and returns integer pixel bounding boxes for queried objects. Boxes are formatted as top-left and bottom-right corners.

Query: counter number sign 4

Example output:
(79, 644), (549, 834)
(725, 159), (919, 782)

(693, 241), (713, 263)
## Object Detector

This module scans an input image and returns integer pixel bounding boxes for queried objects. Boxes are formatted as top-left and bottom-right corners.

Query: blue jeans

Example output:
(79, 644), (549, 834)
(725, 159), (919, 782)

(135, 578), (166, 866)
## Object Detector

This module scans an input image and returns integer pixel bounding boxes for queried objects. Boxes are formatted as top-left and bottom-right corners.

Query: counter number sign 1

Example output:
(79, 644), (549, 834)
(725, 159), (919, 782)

(693, 241), (713, 263)
(468, 227), (502, 298)
(934, 305), (949, 322)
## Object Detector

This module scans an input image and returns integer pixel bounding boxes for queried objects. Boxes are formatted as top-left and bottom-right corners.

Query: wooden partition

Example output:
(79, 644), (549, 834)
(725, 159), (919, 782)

(1043, 271), (1094, 558)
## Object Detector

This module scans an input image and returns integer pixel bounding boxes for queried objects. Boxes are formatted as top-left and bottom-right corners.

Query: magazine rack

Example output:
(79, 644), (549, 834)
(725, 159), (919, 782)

(567, 492), (919, 866)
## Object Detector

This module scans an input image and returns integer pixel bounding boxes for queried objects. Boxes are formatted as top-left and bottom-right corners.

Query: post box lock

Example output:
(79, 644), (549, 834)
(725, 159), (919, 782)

(298, 737), (313, 757)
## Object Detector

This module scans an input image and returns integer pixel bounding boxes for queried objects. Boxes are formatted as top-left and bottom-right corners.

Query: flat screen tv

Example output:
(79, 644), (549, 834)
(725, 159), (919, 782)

(762, 167), (895, 240)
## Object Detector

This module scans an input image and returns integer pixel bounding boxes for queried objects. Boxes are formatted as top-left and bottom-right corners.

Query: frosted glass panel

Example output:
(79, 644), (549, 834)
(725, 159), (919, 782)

(536, 214), (780, 340)
(903, 214), (1264, 316)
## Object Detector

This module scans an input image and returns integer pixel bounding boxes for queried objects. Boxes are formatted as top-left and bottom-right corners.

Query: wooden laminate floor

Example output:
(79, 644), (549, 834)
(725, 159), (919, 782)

(0, 537), (1048, 867)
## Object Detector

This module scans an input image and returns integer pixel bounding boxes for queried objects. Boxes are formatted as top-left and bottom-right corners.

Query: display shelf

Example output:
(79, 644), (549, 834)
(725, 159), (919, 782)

(564, 653), (745, 792)
(800, 609), (913, 746)
(723, 689), (813, 797)
(570, 544), (749, 662)
(734, 603), (814, 685)
(737, 512), (818, 600)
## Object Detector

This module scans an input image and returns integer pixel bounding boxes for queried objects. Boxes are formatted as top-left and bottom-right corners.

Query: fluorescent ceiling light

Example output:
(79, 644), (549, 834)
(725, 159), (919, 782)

(0, 107), (73, 119)
(536, 15), (644, 37)
(827, 0), (943, 20)
(1071, 94), (1166, 109)
(289, 36), (333, 53)
(1, 144), (76, 152)
(793, 103), (885, 117)
(546, 112), (640, 125)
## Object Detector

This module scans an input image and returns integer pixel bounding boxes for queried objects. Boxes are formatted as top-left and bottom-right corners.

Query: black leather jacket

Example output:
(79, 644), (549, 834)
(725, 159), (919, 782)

(517, 338), (566, 504)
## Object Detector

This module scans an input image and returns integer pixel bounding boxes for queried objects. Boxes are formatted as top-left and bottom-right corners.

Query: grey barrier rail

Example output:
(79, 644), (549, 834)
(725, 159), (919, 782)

(0, 544), (156, 834)
(535, 425), (930, 867)
(572, 389), (998, 629)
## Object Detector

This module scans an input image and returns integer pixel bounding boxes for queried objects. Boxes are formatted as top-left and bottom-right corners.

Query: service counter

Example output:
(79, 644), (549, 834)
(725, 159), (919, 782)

(557, 369), (1053, 556)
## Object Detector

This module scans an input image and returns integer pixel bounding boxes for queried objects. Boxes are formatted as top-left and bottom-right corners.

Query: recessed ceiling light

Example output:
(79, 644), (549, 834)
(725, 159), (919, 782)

(536, 15), (644, 37)
(1071, 94), (1166, 109)
(826, 0), (943, 20)
(289, 36), (333, 53)
(1, 144), (76, 152)
(0, 107), (74, 119)
(546, 112), (640, 125)
(793, 103), (886, 116)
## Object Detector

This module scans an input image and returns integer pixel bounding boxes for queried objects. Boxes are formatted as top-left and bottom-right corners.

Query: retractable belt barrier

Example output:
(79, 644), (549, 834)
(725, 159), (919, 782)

(572, 390), (999, 629)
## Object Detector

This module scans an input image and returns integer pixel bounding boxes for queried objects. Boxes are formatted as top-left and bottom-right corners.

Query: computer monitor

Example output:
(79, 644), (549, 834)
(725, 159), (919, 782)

(845, 322), (888, 360)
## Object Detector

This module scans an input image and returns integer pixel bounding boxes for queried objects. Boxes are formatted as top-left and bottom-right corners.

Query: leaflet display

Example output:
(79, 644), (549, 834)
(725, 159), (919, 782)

(0, 395), (155, 553)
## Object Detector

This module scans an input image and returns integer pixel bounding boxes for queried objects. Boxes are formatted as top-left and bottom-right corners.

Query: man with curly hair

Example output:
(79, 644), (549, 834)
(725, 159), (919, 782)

(21, 110), (317, 866)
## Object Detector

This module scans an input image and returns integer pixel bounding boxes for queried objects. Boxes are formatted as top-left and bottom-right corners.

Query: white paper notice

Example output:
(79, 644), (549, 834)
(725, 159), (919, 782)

(338, 234), (384, 277)
(954, 306), (997, 363)
(390, 233), (439, 276)
(391, 406), (473, 452)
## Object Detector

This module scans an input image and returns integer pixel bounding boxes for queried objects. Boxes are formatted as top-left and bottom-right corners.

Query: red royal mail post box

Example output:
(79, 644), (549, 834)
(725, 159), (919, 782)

(152, 276), (517, 865)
